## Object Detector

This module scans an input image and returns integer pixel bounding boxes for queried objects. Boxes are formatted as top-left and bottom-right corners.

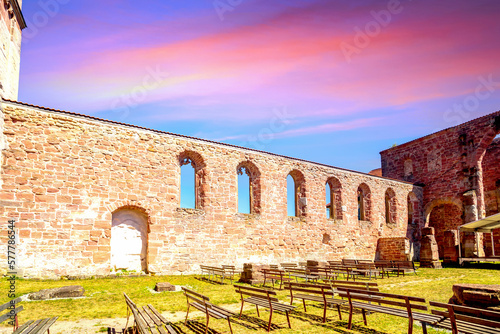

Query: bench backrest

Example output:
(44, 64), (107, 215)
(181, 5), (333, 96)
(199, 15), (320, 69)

(280, 263), (297, 269)
(394, 261), (415, 270)
(355, 263), (377, 270)
(323, 279), (379, 292)
(356, 259), (374, 264)
(0, 297), (23, 326)
(200, 265), (225, 274)
(261, 268), (285, 276)
(284, 282), (335, 298)
(123, 293), (150, 334)
(234, 285), (279, 303)
(327, 260), (342, 266)
(429, 301), (500, 332)
(182, 287), (210, 309)
(338, 288), (427, 313)
(342, 259), (358, 266)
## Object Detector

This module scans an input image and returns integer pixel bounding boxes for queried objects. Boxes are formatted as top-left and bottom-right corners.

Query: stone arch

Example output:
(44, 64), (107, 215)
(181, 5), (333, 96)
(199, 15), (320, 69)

(425, 198), (464, 258)
(326, 177), (342, 220)
(236, 160), (261, 214)
(357, 183), (371, 221)
(111, 205), (150, 273)
(385, 188), (397, 225)
(474, 116), (500, 217)
(287, 169), (306, 217)
(402, 154), (415, 182)
(178, 150), (206, 209)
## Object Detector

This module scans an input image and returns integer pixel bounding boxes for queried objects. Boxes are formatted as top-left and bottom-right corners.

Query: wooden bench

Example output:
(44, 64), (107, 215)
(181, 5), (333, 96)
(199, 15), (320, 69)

(324, 279), (379, 294)
(327, 264), (363, 281)
(0, 297), (58, 334)
(199, 265), (227, 284)
(308, 267), (337, 280)
(182, 287), (235, 334)
(353, 262), (381, 280)
(234, 285), (295, 331)
(280, 262), (297, 270)
(123, 293), (176, 334)
(428, 301), (500, 334)
(337, 287), (437, 334)
(261, 268), (293, 290)
(284, 282), (344, 323)
(222, 265), (240, 283)
(393, 261), (417, 276)
(285, 268), (319, 282)
(342, 259), (358, 266)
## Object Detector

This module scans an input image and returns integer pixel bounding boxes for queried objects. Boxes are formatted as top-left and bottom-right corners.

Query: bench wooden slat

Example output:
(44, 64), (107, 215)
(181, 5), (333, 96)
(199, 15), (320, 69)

(31, 317), (59, 334)
(0, 298), (22, 313)
(11, 320), (34, 334)
(16, 319), (42, 334)
(0, 305), (23, 324)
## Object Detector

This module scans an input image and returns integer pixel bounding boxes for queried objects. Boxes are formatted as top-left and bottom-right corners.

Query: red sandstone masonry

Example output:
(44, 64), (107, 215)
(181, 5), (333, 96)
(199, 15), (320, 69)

(0, 102), (421, 278)
(381, 111), (500, 258)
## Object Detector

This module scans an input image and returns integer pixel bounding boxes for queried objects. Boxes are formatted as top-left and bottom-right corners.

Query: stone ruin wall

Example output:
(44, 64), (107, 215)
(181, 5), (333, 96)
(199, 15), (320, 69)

(381, 111), (500, 258)
(0, 101), (421, 278)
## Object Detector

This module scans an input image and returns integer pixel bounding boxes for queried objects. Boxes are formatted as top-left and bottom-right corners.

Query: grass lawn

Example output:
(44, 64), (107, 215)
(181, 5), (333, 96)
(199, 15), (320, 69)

(1, 264), (499, 333)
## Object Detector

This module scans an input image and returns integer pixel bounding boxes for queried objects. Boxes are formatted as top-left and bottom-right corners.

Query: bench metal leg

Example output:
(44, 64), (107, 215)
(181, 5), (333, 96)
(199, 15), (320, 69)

(239, 301), (244, 320)
(267, 309), (273, 332)
(204, 315), (209, 334)
(348, 305), (353, 329)
(336, 304), (342, 320)
(302, 299), (307, 312)
(322, 305), (327, 323)
(408, 319), (413, 334)
(362, 309), (367, 326)
(286, 311), (291, 329)
(185, 303), (190, 325)
(255, 305), (260, 317)
(421, 322), (427, 334)
(227, 318), (233, 334)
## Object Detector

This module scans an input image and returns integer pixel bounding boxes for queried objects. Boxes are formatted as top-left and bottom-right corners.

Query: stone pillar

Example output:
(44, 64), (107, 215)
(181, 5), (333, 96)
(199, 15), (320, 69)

(419, 227), (442, 268)
(443, 230), (459, 264)
(239, 263), (269, 285)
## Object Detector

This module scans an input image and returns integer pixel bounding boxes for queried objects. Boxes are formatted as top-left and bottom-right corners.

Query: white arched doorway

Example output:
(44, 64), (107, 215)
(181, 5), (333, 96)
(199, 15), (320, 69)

(111, 209), (148, 272)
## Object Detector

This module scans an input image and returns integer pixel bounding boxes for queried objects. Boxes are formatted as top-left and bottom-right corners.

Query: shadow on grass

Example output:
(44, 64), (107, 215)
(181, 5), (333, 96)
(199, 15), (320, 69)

(185, 320), (222, 334)
(237, 313), (282, 331)
(170, 322), (188, 334)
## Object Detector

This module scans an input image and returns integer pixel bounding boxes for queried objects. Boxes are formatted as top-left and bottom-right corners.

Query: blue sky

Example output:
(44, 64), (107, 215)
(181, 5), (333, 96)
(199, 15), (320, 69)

(17, 0), (500, 174)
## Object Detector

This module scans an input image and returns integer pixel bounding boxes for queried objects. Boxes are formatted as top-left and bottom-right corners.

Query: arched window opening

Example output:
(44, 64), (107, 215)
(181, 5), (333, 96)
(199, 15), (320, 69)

(287, 170), (306, 218)
(326, 177), (342, 220)
(287, 174), (297, 217)
(358, 189), (365, 221)
(237, 166), (251, 214)
(408, 195), (414, 225)
(404, 158), (413, 181)
(326, 183), (333, 219)
(180, 158), (196, 209)
(357, 183), (371, 221)
(385, 188), (397, 225)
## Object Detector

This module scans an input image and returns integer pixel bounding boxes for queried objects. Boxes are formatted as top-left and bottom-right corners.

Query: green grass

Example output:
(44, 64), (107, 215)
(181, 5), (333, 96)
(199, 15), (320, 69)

(1, 264), (499, 333)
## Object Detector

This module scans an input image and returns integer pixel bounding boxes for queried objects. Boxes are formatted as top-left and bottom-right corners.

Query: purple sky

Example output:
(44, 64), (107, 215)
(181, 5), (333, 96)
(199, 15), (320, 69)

(18, 0), (500, 172)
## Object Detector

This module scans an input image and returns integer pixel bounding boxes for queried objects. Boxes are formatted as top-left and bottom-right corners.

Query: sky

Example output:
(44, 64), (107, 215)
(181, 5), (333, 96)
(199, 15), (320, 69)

(17, 0), (500, 174)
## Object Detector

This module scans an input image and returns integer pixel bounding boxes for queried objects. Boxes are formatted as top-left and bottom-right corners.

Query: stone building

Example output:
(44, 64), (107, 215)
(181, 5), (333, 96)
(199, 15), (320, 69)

(381, 112), (500, 258)
(0, 1), (497, 278)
